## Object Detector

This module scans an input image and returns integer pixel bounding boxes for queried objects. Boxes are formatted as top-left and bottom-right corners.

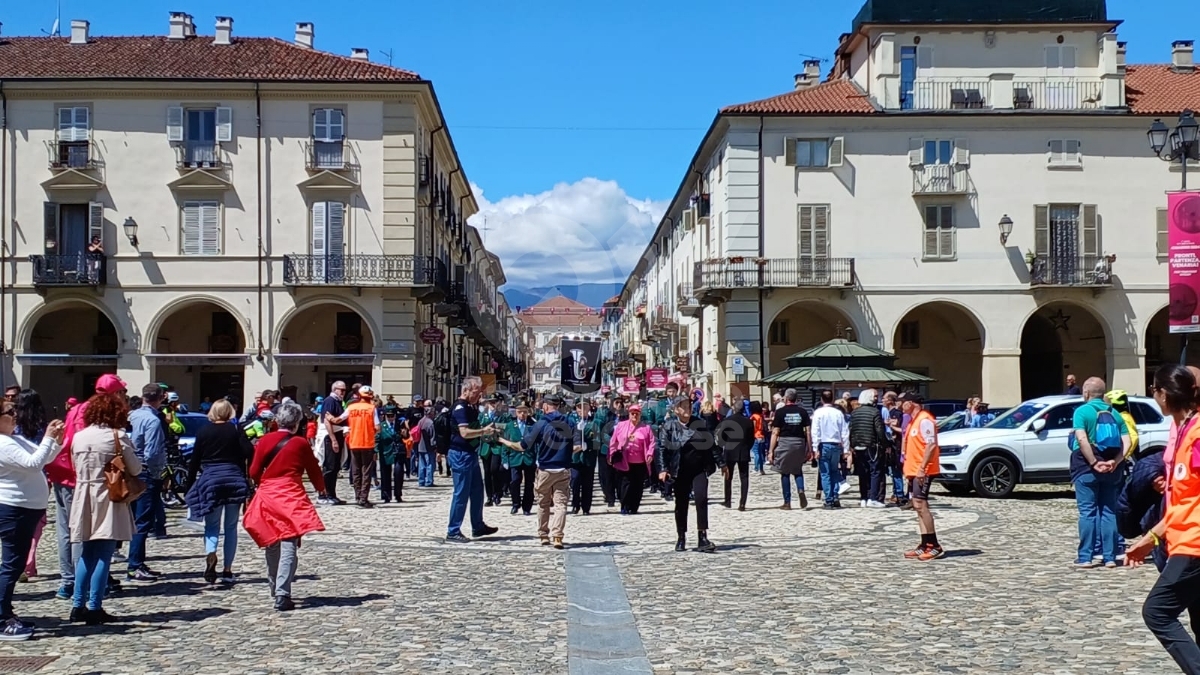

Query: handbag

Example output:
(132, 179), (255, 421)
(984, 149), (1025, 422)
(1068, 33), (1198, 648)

(105, 429), (147, 504)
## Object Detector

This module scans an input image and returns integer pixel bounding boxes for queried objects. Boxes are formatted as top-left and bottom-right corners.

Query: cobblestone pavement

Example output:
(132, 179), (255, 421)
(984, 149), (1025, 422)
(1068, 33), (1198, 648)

(0, 470), (1180, 674)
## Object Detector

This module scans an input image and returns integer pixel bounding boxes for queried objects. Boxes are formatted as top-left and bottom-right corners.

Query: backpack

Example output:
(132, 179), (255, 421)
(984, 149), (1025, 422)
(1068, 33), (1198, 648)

(1070, 405), (1123, 457)
(434, 411), (453, 450)
(409, 420), (422, 445)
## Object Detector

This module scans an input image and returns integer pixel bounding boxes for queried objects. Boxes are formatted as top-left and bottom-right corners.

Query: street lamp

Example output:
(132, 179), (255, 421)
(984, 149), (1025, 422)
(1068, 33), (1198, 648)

(998, 214), (1013, 245)
(1149, 110), (1200, 189)
(122, 217), (139, 247)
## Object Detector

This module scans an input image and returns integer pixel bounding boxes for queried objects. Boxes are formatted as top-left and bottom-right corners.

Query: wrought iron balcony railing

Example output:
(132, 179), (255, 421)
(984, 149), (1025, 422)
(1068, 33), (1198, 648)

(175, 143), (225, 170)
(1029, 254), (1114, 287)
(46, 140), (100, 170)
(30, 254), (106, 287)
(305, 139), (357, 172)
(283, 254), (436, 286)
(693, 257), (855, 292)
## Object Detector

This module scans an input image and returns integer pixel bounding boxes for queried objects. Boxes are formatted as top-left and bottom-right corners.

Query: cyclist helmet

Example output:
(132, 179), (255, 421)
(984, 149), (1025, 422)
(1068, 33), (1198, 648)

(1106, 389), (1128, 406)
(259, 409), (275, 421)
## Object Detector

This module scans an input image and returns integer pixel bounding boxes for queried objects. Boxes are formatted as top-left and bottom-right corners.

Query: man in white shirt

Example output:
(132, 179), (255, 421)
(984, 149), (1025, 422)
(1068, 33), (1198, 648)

(810, 389), (850, 509)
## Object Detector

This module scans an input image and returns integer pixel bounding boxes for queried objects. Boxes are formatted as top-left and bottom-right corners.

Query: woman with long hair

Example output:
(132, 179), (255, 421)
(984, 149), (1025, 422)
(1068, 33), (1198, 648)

(186, 399), (254, 585)
(0, 399), (63, 640)
(13, 390), (48, 582)
(1126, 364), (1200, 672)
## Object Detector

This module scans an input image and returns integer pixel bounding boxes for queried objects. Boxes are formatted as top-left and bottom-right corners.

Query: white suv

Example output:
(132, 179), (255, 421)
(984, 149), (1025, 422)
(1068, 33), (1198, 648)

(934, 395), (1169, 498)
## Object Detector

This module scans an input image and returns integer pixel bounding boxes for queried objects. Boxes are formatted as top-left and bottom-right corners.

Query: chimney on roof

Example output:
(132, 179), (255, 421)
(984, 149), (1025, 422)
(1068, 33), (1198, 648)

(69, 20), (89, 45)
(793, 59), (822, 91)
(214, 16), (233, 45)
(350, 47), (369, 61)
(168, 12), (187, 39)
(185, 14), (196, 37)
(1117, 41), (1127, 70)
(1173, 40), (1196, 72)
(295, 22), (314, 49)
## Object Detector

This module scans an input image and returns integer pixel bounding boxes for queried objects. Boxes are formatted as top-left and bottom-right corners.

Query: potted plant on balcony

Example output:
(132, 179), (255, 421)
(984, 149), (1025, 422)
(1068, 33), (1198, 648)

(1024, 249), (1036, 266)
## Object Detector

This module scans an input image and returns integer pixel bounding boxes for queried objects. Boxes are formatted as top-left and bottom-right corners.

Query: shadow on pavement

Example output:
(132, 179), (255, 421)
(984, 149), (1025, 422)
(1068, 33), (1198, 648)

(300, 593), (389, 609)
(942, 549), (984, 558)
(31, 606), (233, 636)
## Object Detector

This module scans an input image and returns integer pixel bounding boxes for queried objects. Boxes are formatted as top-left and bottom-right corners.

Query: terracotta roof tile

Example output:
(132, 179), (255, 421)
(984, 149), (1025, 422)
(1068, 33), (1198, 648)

(0, 36), (420, 81)
(1126, 65), (1200, 115)
(721, 79), (877, 115)
(527, 296), (593, 312)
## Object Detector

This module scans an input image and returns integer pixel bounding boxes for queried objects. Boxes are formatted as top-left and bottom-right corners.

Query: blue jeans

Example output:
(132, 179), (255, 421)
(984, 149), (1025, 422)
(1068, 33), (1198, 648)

(0, 504), (42, 620)
(889, 460), (907, 500)
(73, 539), (117, 610)
(127, 475), (163, 571)
(1075, 471), (1121, 564)
(818, 443), (843, 505)
(751, 440), (766, 473)
(446, 449), (485, 537)
(204, 503), (241, 570)
(780, 473), (806, 505)
(418, 452), (435, 487)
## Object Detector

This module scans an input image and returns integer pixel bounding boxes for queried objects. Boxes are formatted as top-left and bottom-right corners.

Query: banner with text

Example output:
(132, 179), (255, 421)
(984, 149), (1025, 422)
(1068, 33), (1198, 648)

(559, 339), (603, 394)
(1170, 191), (1200, 334)
(622, 377), (641, 394)
(645, 368), (669, 391)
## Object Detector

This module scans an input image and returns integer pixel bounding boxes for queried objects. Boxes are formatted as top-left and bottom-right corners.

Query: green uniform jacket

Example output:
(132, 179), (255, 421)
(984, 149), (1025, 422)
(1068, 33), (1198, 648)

(375, 421), (402, 465)
(594, 407), (613, 456)
(501, 417), (536, 468)
(479, 410), (505, 458)
(573, 414), (602, 467)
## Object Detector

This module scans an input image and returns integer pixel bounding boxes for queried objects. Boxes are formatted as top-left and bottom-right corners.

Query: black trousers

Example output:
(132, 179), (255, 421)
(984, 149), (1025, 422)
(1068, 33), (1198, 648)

(380, 459), (404, 502)
(349, 449), (375, 504)
(509, 464), (535, 513)
(597, 456), (617, 506)
(674, 463), (710, 535)
(0, 504), (42, 620)
(321, 435), (342, 500)
(571, 458), (596, 513)
(854, 449), (887, 502)
(723, 458), (750, 507)
(482, 454), (506, 504)
(1143, 554), (1200, 674)
(618, 462), (648, 513)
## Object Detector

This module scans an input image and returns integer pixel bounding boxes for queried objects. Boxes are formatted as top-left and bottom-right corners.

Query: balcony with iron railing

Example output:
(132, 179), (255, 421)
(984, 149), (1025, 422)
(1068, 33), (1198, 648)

(283, 254), (436, 287)
(175, 143), (225, 170)
(901, 76), (1108, 111)
(693, 257), (856, 292)
(912, 164), (971, 195)
(906, 79), (992, 110)
(1012, 78), (1105, 110)
(305, 139), (358, 172)
(677, 282), (701, 318)
(1029, 254), (1114, 288)
(29, 254), (106, 287)
(45, 140), (101, 171)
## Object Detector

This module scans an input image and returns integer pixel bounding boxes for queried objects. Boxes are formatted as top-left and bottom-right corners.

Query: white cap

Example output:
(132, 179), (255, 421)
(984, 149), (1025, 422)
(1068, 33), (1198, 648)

(359, 385), (374, 396)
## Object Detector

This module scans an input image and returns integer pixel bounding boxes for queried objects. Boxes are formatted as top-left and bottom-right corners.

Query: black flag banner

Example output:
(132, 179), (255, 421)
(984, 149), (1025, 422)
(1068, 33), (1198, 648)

(560, 339), (602, 394)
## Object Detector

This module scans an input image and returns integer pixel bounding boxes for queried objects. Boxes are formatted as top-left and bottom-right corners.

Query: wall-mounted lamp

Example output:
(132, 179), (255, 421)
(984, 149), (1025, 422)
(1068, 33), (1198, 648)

(998, 214), (1013, 246)
(123, 217), (139, 247)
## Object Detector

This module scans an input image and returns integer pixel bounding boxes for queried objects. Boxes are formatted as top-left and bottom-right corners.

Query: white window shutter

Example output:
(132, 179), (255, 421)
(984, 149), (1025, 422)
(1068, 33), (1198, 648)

(798, 206), (813, 257)
(813, 206), (829, 257)
(182, 202), (202, 255)
(784, 138), (797, 166)
(311, 202), (328, 256)
(828, 137), (845, 167)
(908, 138), (924, 167)
(1062, 45), (1077, 70)
(88, 201), (104, 246)
(952, 138), (969, 166)
(200, 203), (220, 254)
(313, 109), (328, 139)
(215, 106), (233, 142)
(1034, 205), (1050, 255)
(167, 106), (184, 142)
(1044, 47), (1060, 69)
(940, 206), (955, 258)
(75, 107), (89, 141)
(1081, 204), (1099, 257)
(58, 108), (73, 141)
(329, 109), (345, 140)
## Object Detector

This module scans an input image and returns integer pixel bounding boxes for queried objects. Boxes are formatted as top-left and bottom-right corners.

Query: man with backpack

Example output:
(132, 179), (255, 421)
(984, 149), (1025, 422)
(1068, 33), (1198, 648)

(433, 399), (453, 478)
(1070, 377), (1132, 569)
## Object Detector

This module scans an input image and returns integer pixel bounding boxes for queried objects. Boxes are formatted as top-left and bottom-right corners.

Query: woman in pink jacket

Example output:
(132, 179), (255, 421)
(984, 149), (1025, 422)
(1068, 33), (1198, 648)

(609, 404), (656, 515)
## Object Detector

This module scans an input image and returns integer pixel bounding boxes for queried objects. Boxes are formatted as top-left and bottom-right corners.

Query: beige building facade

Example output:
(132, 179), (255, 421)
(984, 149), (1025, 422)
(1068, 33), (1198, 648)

(0, 15), (524, 411)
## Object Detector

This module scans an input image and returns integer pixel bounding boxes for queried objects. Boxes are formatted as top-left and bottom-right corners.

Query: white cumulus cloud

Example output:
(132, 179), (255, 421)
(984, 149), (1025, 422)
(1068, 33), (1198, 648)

(468, 178), (667, 288)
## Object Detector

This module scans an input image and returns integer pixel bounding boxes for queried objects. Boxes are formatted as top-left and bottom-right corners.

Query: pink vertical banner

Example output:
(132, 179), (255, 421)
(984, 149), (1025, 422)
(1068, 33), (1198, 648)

(645, 368), (668, 391)
(622, 377), (641, 394)
(1169, 191), (1200, 334)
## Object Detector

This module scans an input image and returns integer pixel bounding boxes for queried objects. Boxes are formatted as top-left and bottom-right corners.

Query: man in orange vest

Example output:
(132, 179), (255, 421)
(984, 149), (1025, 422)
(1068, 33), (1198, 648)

(899, 393), (943, 561)
(345, 385), (381, 508)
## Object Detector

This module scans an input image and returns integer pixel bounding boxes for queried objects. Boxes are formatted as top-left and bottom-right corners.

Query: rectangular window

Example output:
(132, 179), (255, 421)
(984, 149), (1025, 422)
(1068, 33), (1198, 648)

(923, 204), (955, 261)
(1034, 203), (1099, 259)
(769, 320), (790, 346)
(1048, 139), (1082, 167)
(899, 321), (920, 349)
(56, 107), (91, 168)
(1044, 45), (1078, 71)
(1158, 207), (1169, 258)
(181, 200), (220, 255)
(797, 205), (830, 259)
(924, 139), (954, 165)
(311, 201), (346, 283)
(785, 138), (844, 168)
(312, 108), (346, 169)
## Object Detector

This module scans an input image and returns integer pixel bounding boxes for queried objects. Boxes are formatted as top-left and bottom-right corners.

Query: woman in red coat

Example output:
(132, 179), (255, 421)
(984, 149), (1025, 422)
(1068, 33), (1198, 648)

(243, 401), (325, 612)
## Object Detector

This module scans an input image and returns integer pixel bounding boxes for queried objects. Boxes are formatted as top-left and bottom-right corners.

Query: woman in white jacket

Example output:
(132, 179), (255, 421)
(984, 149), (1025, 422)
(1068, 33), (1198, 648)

(0, 401), (64, 641)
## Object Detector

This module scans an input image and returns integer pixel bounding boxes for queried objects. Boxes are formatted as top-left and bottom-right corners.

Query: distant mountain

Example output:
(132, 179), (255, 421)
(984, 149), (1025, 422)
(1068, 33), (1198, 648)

(502, 283), (623, 310)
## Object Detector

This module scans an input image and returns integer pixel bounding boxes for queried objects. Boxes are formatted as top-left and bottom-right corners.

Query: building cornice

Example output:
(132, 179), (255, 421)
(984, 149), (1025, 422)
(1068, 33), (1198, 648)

(2, 83), (424, 103)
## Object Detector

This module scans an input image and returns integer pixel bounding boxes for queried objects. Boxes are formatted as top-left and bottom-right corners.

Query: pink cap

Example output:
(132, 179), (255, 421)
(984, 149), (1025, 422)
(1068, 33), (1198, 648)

(94, 374), (127, 394)
(66, 397), (79, 406)
(628, 403), (642, 412)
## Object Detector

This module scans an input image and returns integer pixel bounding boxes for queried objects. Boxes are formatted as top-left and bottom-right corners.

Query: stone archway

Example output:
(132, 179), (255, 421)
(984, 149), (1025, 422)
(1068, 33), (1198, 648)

(23, 300), (120, 413)
(149, 300), (249, 409)
(766, 301), (857, 377)
(277, 302), (377, 403)
(1144, 306), (1200, 393)
(891, 302), (984, 400)
(1021, 301), (1108, 400)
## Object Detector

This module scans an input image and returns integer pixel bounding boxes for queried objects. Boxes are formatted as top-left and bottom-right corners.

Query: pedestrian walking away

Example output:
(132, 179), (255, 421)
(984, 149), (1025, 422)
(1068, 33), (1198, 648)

(184, 400), (254, 585)
(811, 390), (849, 509)
(519, 395), (573, 548)
(849, 389), (888, 508)
(768, 389), (812, 511)
(719, 403), (755, 511)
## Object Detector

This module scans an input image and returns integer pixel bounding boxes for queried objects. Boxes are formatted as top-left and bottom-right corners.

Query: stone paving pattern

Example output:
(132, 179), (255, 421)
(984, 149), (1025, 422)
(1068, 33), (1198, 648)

(0, 471), (1181, 674)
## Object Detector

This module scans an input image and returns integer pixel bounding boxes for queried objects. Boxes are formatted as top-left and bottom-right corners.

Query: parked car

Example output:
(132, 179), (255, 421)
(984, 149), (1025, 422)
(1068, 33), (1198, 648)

(165, 412), (211, 506)
(936, 407), (1012, 433)
(925, 399), (967, 420)
(934, 395), (1168, 498)
(176, 412), (212, 458)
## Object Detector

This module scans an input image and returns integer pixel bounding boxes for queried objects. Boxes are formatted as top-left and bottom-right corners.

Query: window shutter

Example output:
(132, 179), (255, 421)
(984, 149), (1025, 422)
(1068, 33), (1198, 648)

(1044, 47), (1060, 68)
(952, 138), (969, 166)
(88, 201), (104, 246)
(1034, 205), (1050, 256)
(916, 46), (933, 69)
(74, 107), (89, 142)
(798, 206), (813, 257)
(784, 138), (797, 166)
(1048, 139), (1064, 164)
(182, 202), (202, 255)
(1158, 207), (1170, 257)
(1066, 140), (1081, 164)
(311, 202), (327, 256)
(828, 137), (845, 167)
(167, 106), (184, 142)
(1081, 204), (1099, 257)
(200, 203), (220, 254)
(215, 106), (233, 142)
(329, 109), (345, 140)
(1062, 45), (1077, 69)
(58, 108), (73, 141)
(43, 202), (59, 254)
(939, 206), (955, 258)
(313, 109), (328, 139)
(923, 206), (938, 258)
(814, 206), (829, 257)
(908, 138), (924, 167)
(328, 202), (345, 255)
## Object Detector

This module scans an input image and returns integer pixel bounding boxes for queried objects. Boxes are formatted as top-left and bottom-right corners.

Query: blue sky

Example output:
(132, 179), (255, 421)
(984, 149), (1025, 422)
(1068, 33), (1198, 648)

(3, 0), (1194, 288)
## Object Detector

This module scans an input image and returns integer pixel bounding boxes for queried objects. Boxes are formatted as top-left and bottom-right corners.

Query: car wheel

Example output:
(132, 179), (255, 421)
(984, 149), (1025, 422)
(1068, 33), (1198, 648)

(971, 455), (1017, 499)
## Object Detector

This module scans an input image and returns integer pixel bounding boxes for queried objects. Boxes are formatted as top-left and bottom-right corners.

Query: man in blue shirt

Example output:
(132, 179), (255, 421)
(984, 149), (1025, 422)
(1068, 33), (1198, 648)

(1070, 377), (1131, 569)
(522, 394), (574, 548)
(127, 383), (168, 583)
(445, 376), (499, 543)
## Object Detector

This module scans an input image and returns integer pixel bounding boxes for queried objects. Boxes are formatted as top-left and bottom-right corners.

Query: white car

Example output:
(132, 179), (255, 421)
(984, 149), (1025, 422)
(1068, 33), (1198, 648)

(934, 395), (1169, 498)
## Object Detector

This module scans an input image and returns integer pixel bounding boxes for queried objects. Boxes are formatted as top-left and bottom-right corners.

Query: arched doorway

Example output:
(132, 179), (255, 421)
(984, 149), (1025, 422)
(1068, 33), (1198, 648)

(766, 302), (856, 376)
(1144, 306), (1200, 393)
(277, 303), (375, 405)
(149, 300), (248, 409)
(23, 301), (119, 415)
(891, 302), (983, 400)
(1020, 302), (1108, 400)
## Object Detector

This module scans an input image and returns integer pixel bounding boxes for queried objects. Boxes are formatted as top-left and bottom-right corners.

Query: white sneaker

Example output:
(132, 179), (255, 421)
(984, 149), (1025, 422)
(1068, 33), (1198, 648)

(838, 482), (851, 496)
(860, 500), (868, 508)
(866, 500), (886, 508)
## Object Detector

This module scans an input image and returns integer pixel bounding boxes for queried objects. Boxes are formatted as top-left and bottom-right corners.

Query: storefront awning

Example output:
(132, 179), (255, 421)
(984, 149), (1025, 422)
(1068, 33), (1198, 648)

(275, 354), (377, 367)
(16, 353), (118, 366)
(145, 353), (250, 367)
